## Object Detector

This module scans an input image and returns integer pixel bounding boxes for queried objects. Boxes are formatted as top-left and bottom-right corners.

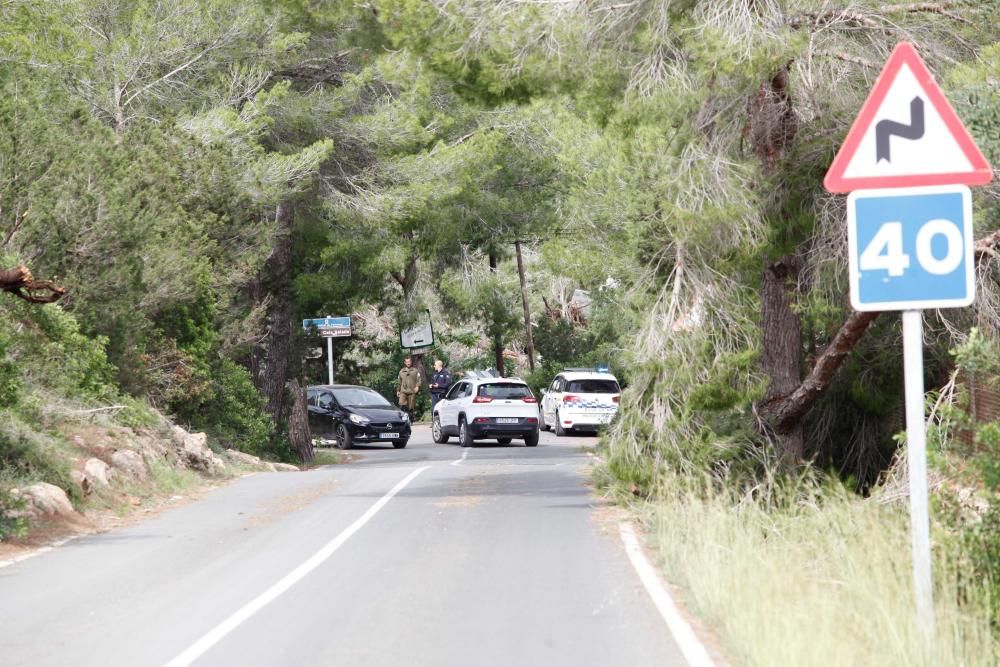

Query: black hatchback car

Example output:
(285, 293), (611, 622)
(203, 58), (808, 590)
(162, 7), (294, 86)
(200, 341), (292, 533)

(307, 385), (411, 449)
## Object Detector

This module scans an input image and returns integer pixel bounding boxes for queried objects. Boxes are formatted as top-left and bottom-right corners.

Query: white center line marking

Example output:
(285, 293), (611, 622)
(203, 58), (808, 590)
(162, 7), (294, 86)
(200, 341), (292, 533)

(165, 466), (430, 667)
(619, 522), (716, 667)
(450, 450), (469, 466)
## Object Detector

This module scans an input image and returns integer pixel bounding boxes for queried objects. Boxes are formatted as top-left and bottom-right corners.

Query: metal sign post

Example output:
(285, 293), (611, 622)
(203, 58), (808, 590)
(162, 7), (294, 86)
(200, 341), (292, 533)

(902, 310), (934, 637)
(825, 42), (992, 646)
(326, 336), (334, 385)
(303, 316), (352, 385)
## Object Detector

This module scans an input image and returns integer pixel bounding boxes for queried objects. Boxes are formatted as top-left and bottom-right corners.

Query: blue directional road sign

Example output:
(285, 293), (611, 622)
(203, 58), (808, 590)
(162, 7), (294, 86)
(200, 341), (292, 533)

(847, 185), (974, 311)
(302, 316), (350, 329)
(302, 316), (351, 337)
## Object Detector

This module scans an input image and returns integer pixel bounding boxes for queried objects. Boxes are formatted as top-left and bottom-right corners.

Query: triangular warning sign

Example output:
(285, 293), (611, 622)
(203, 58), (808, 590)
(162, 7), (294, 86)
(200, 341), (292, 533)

(824, 42), (992, 193)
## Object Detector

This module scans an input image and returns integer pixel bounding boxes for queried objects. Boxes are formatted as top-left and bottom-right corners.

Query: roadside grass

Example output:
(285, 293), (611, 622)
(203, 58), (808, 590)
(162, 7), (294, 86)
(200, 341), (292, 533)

(83, 458), (205, 517)
(307, 449), (347, 467)
(636, 477), (998, 667)
(0, 410), (78, 500)
(145, 458), (204, 495)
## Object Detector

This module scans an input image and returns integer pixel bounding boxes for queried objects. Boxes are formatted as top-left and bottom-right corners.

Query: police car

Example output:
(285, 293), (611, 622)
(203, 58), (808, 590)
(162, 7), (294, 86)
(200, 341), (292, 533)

(539, 368), (621, 435)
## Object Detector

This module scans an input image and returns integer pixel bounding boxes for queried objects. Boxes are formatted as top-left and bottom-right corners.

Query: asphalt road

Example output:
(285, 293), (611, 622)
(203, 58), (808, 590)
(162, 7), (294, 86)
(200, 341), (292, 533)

(0, 426), (689, 667)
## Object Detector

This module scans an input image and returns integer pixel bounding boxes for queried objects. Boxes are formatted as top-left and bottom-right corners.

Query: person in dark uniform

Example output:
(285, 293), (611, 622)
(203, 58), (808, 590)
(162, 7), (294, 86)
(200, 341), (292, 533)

(429, 358), (451, 413)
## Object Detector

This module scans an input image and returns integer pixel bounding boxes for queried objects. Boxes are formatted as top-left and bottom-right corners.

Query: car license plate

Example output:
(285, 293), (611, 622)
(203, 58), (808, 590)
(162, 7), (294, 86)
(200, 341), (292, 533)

(384, 432), (399, 439)
(496, 418), (518, 424)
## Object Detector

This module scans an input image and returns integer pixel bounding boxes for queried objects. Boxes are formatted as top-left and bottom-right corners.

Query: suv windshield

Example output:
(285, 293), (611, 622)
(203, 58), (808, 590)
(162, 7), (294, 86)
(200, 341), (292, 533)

(333, 388), (392, 407)
(566, 379), (620, 393)
(479, 383), (533, 399)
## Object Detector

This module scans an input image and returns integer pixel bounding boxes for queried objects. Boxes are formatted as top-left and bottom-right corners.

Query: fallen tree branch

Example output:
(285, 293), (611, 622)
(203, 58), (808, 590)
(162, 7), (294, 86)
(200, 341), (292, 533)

(771, 310), (881, 434)
(790, 2), (968, 31)
(767, 227), (1000, 435)
(66, 405), (127, 415)
(0, 265), (66, 304)
(819, 50), (878, 69)
(974, 228), (1000, 259)
(1, 206), (29, 248)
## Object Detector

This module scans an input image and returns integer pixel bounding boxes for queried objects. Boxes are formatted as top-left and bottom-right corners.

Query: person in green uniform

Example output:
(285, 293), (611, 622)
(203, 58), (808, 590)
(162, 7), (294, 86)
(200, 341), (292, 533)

(397, 356), (421, 418)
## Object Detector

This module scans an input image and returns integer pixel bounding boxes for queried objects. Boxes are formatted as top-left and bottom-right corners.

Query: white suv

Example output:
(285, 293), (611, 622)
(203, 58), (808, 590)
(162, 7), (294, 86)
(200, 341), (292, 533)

(540, 369), (621, 435)
(432, 375), (540, 447)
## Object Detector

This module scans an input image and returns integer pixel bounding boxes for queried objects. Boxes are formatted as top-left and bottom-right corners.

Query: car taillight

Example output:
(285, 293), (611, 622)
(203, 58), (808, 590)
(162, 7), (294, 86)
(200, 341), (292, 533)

(562, 394), (579, 403)
(473, 396), (493, 403)
(526, 417), (538, 424)
(612, 395), (620, 403)
(522, 396), (537, 403)
(473, 417), (490, 424)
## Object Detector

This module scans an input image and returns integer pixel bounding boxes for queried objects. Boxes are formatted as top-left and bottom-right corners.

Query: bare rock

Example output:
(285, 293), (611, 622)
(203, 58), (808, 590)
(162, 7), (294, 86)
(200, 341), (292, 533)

(111, 449), (148, 481)
(84, 458), (112, 488)
(180, 432), (226, 476)
(224, 449), (264, 467)
(18, 483), (75, 517)
(171, 424), (190, 445)
(220, 451), (295, 472)
(134, 433), (168, 460)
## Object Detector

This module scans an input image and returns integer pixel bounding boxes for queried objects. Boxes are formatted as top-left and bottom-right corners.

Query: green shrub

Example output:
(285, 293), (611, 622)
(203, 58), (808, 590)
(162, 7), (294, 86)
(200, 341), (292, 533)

(186, 359), (273, 456)
(0, 412), (78, 503)
(0, 487), (27, 541)
(0, 330), (21, 408)
(2, 301), (117, 402)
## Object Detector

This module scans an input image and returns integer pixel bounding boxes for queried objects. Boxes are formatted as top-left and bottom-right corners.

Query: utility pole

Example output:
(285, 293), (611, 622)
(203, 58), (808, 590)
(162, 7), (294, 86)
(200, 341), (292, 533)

(515, 241), (535, 371)
(488, 251), (505, 376)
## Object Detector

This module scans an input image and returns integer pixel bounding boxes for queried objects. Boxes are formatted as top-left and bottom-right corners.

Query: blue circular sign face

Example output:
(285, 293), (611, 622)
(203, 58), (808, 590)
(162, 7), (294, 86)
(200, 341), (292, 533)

(848, 185), (974, 311)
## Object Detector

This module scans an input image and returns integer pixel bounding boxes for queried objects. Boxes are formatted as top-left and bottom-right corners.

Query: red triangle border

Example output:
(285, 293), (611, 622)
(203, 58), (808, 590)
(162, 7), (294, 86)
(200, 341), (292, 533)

(824, 42), (992, 193)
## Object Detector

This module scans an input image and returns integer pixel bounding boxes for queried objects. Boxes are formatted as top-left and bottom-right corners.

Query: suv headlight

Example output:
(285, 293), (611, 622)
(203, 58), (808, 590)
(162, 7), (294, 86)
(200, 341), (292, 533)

(349, 414), (370, 425)
(401, 412), (410, 422)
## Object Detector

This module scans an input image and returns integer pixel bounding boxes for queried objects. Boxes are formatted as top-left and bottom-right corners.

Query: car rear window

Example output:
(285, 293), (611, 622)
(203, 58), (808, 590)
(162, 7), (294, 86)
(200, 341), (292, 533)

(478, 383), (533, 399)
(566, 379), (620, 393)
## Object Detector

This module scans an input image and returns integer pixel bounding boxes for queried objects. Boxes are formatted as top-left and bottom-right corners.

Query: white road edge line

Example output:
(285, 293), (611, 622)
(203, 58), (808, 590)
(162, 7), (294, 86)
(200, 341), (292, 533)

(164, 465), (431, 667)
(450, 450), (469, 466)
(619, 522), (716, 667)
(0, 536), (79, 569)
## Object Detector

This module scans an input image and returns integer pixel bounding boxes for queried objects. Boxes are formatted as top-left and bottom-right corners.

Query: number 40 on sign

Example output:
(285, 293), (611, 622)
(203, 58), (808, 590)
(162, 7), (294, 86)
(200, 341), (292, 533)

(847, 184), (974, 312)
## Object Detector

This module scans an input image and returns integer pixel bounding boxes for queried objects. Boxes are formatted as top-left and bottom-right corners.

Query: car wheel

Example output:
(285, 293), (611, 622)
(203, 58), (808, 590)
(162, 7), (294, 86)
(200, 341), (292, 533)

(393, 439), (408, 449)
(554, 411), (567, 437)
(336, 423), (353, 450)
(539, 408), (549, 431)
(432, 415), (449, 444)
(459, 417), (473, 448)
(497, 437), (512, 445)
(524, 430), (539, 447)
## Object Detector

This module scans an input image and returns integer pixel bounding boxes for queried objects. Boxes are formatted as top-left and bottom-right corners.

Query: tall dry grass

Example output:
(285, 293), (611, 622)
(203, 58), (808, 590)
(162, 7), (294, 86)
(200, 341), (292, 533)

(642, 479), (998, 667)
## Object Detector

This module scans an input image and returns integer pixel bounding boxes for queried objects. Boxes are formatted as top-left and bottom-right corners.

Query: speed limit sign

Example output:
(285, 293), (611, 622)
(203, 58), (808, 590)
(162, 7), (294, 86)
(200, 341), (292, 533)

(847, 184), (974, 311)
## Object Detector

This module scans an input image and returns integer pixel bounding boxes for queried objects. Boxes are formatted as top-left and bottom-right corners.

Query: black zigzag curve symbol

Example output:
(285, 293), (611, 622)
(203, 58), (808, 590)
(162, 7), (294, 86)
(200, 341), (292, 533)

(875, 96), (925, 163)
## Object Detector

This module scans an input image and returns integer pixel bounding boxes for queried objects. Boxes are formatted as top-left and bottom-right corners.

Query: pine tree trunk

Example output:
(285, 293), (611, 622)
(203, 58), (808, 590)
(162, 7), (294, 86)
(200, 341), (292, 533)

(286, 379), (313, 463)
(757, 255), (804, 464)
(259, 200), (295, 426)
